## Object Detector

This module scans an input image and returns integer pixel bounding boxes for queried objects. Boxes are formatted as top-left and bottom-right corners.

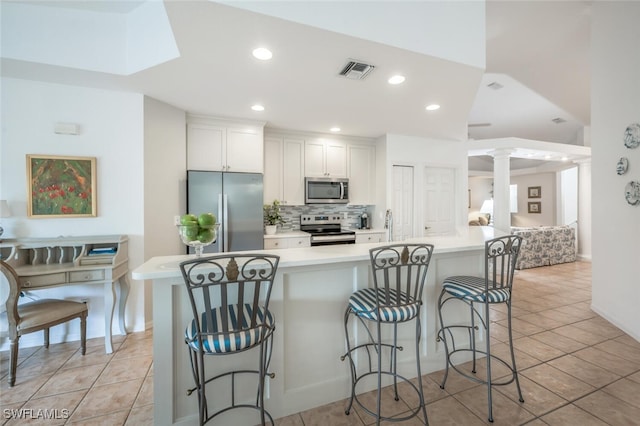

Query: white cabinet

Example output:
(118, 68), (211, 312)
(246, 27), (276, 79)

(348, 143), (376, 205)
(263, 137), (283, 204)
(305, 139), (347, 177)
(264, 235), (310, 249)
(283, 139), (305, 204)
(187, 117), (264, 173)
(355, 231), (385, 244)
(263, 136), (305, 205)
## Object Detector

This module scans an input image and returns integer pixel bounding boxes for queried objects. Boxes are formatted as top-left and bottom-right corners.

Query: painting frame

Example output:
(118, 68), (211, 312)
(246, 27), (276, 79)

(528, 186), (541, 198)
(528, 201), (541, 214)
(26, 154), (97, 218)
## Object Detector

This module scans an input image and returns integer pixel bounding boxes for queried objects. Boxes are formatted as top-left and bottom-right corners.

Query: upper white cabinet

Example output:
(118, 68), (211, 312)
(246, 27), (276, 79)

(187, 116), (264, 173)
(304, 139), (347, 178)
(283, 139), (305, 204)
(348, 143), (376, 205)
(263, 136), (305, 205)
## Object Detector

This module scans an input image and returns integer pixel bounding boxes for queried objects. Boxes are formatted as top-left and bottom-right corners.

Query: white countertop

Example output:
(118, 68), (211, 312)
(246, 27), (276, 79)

(352, 228), (385, 234)
(263, 231), (310, 239)
(133, 226), (504, 281)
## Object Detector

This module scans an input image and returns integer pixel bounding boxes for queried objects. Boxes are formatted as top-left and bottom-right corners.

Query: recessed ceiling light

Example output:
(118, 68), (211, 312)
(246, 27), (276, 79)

(251, 104), (265, 112)
(388, 75), (405, 85)
(330, 127), (341, 132)
(562, 156), (569, 162)
(425, 104), (440, 111)
(252, 47), (272, 60)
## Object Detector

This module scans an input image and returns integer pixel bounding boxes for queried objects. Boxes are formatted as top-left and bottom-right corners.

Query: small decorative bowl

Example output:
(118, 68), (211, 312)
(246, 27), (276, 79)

(177, 223), (220, 257)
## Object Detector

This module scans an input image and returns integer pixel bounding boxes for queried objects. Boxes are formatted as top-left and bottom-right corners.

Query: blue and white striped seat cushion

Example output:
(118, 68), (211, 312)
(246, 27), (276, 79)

(185, 304), (274, 354)
(442, 276), (510, 303)
(348, 288), (419, 322)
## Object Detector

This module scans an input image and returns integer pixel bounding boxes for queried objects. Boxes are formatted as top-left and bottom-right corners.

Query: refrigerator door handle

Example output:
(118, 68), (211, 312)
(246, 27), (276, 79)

(218, 193), (224, 252)
(223, 194), (229, 252)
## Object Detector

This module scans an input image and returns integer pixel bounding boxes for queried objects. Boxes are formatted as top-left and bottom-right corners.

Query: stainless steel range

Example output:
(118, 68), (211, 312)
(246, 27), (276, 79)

(300, 214), (356, 246)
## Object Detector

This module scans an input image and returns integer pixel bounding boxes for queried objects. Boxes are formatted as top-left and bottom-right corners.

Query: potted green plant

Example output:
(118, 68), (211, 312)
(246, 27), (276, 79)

(263, 199), (284, 235)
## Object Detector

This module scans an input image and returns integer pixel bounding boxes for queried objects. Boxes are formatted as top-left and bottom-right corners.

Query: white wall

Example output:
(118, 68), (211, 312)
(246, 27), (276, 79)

(142, 96), (186, 327)
(0, 78), (146, 348)
(591, 3), (640, 341)
(468, 176), (493, 211)
(510, 172), (556, 227)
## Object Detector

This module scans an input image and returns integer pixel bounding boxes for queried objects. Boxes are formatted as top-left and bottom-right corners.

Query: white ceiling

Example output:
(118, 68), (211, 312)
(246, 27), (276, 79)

(2, 1), (591, 155)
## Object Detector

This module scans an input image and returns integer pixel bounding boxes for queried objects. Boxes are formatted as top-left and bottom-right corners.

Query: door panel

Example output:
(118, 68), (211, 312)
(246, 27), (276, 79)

(423, 167), (455, 236)
(392, 166), (414, 241)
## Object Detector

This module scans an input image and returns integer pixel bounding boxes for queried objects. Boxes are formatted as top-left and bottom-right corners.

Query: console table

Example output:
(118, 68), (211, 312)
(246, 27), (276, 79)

(0, 235), (129, 353)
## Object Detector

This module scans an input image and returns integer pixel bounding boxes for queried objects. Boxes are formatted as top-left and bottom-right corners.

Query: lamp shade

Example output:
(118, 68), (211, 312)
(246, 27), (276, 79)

(0, 200), (11, 218)
(480, 199), (493, 215)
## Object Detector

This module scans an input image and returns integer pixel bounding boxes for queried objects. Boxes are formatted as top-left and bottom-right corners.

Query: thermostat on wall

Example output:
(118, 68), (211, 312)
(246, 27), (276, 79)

(54, 122), (80, 135)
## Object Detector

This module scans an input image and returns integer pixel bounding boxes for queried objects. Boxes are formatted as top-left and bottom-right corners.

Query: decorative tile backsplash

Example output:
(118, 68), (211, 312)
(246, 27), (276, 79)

(276, 205), (372, 231)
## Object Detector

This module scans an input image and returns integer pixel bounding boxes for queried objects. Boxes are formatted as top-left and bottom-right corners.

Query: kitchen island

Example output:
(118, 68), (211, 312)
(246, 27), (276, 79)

(132, 226), (506, 425)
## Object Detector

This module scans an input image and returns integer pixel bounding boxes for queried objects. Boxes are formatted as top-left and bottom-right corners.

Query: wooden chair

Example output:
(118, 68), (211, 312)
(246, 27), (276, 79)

(1, 260), (88, 387)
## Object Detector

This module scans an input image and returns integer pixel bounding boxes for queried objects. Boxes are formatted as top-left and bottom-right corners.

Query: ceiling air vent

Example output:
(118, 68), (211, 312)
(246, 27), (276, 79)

(487, 82), (504, 90)
(339, 60), (375, 80)
(552, 117), (567, 124)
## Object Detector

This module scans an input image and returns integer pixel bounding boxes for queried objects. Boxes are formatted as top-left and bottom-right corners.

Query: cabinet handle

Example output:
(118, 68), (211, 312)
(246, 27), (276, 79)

(274, 242), (279, 247)
(25, 280), (31, 287)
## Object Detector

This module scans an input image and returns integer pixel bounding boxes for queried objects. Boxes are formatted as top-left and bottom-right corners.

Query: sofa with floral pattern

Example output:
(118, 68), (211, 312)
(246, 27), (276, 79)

(511, 226), (576, 269)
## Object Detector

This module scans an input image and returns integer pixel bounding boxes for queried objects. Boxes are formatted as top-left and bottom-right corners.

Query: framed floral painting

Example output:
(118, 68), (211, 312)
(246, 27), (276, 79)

(26, 154), (97, 217)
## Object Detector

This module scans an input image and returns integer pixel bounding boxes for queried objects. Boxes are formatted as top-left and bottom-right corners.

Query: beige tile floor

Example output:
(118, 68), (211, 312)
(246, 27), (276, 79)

(2, 261), (640, 425)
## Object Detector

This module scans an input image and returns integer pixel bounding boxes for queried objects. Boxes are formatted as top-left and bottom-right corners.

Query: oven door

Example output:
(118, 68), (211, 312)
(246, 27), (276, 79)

(305, 178), (349, 204)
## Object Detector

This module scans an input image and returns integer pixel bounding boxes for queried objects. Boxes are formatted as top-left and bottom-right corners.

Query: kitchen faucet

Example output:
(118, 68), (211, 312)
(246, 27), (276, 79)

(384, 209), (393, 242)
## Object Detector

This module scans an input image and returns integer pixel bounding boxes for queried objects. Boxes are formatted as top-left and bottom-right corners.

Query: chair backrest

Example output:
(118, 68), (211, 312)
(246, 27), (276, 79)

(369, 244), (434, 308)
(1, 260), (21, 336)
(179, 254), (280, 344)
(485, 235), (522, 292)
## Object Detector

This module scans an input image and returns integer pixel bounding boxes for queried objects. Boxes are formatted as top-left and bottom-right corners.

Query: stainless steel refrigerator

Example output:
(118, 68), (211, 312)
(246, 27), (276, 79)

(187, 171), (264, 254)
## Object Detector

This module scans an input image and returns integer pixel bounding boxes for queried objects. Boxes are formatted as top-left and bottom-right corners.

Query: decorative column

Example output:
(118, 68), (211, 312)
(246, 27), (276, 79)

(575, 159), (592, 260)
(491, 149), (513, 232)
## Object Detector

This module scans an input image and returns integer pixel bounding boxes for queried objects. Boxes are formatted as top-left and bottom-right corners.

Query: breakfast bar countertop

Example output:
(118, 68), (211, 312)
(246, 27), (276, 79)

(132, 226), (504, 281)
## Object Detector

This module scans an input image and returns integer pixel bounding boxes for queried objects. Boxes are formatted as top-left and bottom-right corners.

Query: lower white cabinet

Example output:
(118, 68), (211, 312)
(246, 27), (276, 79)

(355, 232), (385, 244)
(264, 235), (310, 249)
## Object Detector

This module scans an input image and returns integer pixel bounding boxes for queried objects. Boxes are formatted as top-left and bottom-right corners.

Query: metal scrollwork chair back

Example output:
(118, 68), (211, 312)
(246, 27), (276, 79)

(179, 254), (280, 425)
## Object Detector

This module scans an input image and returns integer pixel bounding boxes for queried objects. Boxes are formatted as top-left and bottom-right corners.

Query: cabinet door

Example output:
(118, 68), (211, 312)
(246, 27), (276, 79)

(304, 140), (326, 177)
(187, 124), (225, 171)
(325, 140), (347, 177)
(264, 137), (283, 203)
(226, 127), (264, 173)
(282, 138), (305, 204)
(348, 144), (375, 204)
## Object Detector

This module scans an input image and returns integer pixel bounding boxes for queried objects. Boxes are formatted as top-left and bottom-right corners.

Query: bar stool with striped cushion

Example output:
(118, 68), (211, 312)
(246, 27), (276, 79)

(437, 235), (523, 422)
(180, 254), (279, 426)
(341, 243), (434, 425)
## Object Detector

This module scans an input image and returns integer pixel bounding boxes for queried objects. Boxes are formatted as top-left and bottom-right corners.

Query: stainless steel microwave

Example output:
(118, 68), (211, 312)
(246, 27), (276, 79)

(305, 177), (349, 204)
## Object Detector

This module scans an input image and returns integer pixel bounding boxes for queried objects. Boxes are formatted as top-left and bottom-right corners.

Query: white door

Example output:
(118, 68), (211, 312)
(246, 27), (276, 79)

(392, 165), (414, 241)
(423, 167), (456, 236)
